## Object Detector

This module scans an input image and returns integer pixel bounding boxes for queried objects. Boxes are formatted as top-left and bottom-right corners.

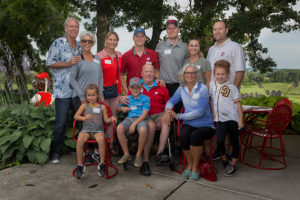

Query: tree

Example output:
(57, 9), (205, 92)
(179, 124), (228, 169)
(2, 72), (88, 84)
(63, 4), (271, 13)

(0, 0), (76, 93)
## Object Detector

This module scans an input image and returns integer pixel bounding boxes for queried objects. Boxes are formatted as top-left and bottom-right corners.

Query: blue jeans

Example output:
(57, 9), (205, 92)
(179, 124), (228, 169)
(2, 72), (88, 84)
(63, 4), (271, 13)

(51, 98), (74, 155)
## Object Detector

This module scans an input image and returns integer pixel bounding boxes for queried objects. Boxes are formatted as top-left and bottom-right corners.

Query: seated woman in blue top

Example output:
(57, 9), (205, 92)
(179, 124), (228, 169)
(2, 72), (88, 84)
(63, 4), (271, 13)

(163, 64), (215, 181)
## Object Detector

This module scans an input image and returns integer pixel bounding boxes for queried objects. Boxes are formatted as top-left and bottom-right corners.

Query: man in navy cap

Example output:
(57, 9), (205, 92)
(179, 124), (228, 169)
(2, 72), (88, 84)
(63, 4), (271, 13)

(120, 27), (160, 95)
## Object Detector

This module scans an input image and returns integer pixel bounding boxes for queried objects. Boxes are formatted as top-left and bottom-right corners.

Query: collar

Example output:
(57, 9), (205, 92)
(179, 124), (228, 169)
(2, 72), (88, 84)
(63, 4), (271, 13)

(141, 79), (157, 91)
(183, 82), (199, 94)
(166, 38), (183, 47)
(214, 38), (231, 48)
(133, 47), (147, 56)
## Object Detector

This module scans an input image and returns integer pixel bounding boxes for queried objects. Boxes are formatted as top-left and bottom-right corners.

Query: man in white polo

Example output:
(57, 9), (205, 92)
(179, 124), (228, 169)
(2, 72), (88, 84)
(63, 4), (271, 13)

(207, 20), (245, 88)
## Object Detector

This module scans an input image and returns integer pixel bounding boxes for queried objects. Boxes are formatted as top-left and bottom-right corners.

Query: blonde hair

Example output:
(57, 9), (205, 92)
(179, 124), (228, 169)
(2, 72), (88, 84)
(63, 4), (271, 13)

(188, 38), (204, 58)
(105, 31), (119, 41)
(85, 84), (100, 102)
(178, 64), (202, 86)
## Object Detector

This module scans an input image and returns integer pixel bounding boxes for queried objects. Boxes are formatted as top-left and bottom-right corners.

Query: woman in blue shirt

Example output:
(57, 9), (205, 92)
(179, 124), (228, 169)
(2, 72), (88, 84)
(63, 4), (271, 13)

(164, 64), (214, 181)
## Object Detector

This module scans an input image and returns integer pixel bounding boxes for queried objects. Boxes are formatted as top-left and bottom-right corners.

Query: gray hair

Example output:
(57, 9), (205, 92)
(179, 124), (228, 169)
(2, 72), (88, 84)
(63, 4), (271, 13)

(64, 17), (79, 28)
(79, 31), (96, 43)
(178, 64), (203, 86)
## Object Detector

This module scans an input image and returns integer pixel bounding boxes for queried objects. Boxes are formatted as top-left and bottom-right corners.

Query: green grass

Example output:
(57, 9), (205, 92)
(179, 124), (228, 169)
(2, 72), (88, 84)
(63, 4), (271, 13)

(241, 82), (300, 104)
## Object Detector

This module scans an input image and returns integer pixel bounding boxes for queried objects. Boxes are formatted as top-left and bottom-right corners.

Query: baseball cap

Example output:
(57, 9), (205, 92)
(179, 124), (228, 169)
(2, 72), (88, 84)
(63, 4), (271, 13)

(133, 27), (146, 36)
(129, 77), (142, 87)
(166, 19), (178, 27)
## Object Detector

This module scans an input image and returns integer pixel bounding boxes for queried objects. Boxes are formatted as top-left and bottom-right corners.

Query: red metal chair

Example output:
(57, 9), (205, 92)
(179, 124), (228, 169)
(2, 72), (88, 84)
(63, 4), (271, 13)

(240, 98), (292, 170)
(72, 102), (118, 179)
(175, 107), (217, 181)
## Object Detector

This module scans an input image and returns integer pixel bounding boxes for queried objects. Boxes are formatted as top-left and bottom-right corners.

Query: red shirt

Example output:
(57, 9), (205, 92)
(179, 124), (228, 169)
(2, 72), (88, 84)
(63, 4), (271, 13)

(36, 92), (53, 107)
(121, 47), (159, 85)
(128, 81), (169, 116)
(96, 50), (123, 94)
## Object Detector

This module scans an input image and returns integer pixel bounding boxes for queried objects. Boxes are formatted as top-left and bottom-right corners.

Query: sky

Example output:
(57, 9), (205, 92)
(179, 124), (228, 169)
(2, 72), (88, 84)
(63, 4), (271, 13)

(84, 0), (300, 70)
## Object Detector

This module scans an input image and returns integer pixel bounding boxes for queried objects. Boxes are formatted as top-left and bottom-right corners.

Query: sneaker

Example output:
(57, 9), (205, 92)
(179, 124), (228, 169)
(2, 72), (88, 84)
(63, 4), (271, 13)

(211, 150), (220, 161)
(140, 162), (151, 176)
(75, 165), (86, 179)
(155, 152), (170, 165)
(117, 154), (131, 164)
(134, 156), (143, 168)
(224, 164), (236, 177)
(189, 171), (199, 181)
(50, 153), (60, 164)
(85, 152), (92, 164)
(92, 152), (100, 163)
(182, 169), (191, 179)
(97, 163), (106, 177)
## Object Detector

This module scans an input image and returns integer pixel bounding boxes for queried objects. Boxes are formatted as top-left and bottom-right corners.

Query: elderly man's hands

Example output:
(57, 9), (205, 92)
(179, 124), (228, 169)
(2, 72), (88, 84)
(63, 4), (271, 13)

(119, 95), (130, 105)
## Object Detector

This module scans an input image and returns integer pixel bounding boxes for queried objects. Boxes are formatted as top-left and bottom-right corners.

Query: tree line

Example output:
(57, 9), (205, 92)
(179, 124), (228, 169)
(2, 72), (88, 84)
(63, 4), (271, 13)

(243, 69), (300, 84)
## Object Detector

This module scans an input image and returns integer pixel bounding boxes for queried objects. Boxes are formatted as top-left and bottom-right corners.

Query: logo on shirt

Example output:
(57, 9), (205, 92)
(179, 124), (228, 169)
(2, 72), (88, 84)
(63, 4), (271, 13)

(155, 91), (158, 95)
(146, 57), (150, 60)
(221, 52), (225, 56)
(221, 86), (230, 97)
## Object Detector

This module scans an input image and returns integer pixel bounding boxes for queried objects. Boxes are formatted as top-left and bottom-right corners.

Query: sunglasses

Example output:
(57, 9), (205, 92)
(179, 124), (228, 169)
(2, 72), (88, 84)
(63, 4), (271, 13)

(81, 40), (93, 44)
(184, 71), (196, 75)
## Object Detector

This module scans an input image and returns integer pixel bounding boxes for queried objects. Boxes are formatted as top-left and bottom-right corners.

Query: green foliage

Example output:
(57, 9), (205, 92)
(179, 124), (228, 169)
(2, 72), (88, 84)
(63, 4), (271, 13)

(242, 96), (300, 132)
(0, 103), (55, 165)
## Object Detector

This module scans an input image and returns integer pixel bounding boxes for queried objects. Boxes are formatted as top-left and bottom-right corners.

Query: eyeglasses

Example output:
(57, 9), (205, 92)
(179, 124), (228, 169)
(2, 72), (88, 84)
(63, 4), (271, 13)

(184, 71), (196, 75)
(81, 40), (93, 44)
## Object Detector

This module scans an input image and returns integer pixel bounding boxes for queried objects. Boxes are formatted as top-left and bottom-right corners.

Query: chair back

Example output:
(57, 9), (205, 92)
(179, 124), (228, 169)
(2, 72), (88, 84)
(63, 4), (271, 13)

(266, 100), (292, 135)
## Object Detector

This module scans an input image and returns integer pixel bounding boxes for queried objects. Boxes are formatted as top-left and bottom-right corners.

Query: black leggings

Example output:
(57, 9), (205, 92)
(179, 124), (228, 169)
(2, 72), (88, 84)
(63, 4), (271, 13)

(216, 120), (240, 158)
(180, 124), (215, 150)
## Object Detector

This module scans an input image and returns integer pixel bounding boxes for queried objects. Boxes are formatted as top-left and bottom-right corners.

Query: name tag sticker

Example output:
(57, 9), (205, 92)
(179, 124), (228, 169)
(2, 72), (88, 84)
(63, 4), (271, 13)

(164, 49), (171, 54)
(130, 105), (137, 110)
(93, 108), (100, 113)
(155, 92), (158, 95)
(104, 59), (112, 64)
(146, 61), (152, 65)
(93, 59), (100, 64)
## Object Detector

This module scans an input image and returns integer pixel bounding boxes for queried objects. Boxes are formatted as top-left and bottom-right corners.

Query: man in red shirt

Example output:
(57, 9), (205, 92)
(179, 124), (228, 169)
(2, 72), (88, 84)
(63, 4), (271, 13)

(120, 27), (160, 94)
(125, 64), (170, 176)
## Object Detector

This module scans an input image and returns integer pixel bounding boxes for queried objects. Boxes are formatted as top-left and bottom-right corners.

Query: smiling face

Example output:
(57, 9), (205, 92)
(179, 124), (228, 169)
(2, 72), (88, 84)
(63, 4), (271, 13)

(187, 40), (200, 56)
(214, 67), (228, 84)
(65, 19), (79, 39)
(105, 33), (118, 50)
(129, 85), (142, 98)
(133, 32), (146, 47)
(166, 24), (180, 40)
(184, 66), (197, 85)
(213, 21), (228, 44)
(80, 35), (94, 51)
(86, 89), (98, 104)
(141, 64), (155, 84)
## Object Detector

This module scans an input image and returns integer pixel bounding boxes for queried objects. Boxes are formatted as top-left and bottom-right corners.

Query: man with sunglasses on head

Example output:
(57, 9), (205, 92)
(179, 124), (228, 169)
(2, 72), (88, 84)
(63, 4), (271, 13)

(46, 17), (82, 164)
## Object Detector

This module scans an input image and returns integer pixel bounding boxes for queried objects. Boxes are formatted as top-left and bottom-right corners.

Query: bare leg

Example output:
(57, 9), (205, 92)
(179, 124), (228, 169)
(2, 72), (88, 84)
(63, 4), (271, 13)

(117, 124), (129, 155)
(94, 132), (106, 164)
(183, 150), (193, 171)
(157, 120), (171, 154)
(190, 145), (202, 172)
(136, 126), (147, 158)
(76, 132), (90, 165)
(143, 120), (156, 162)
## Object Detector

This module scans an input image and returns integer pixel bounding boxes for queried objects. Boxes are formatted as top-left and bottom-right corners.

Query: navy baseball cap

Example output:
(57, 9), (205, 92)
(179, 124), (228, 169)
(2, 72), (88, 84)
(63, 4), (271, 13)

(166, 19), (178, 27)
(133, 27), (146, 36)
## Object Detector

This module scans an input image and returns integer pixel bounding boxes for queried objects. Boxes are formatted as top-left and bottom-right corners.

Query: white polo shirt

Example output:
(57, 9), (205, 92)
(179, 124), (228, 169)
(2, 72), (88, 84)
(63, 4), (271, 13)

(207, 38), (246, 83)
(209, 81), (241, 123)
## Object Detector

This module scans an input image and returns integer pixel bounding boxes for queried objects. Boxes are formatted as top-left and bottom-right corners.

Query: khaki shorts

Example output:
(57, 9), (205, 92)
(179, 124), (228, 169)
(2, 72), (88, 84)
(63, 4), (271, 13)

(149, 112), (164, 124)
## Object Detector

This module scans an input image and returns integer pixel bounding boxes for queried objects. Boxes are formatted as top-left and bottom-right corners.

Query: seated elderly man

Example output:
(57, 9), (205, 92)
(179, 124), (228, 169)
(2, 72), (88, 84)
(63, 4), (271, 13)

(120, 64), (170, 176)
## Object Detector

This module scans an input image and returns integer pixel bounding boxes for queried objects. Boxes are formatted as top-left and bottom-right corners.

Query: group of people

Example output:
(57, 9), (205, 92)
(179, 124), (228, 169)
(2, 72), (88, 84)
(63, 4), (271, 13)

(46, 16), (246, 180)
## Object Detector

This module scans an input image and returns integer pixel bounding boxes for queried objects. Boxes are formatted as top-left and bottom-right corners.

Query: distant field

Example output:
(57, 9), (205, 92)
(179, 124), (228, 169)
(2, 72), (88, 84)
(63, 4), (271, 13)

(241, 82), (300, 104)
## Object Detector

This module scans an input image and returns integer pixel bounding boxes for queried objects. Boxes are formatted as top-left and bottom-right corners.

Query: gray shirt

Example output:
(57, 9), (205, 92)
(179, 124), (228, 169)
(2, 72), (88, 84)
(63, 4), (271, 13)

(69, 55), (103, 100)
(155, 39), (188, 84)
(183, 57), (212, 85)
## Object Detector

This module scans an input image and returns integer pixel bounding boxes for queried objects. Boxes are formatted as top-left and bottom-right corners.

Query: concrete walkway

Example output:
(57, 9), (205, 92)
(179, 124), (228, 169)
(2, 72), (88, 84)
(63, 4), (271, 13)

(0, 135), (299, 200)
